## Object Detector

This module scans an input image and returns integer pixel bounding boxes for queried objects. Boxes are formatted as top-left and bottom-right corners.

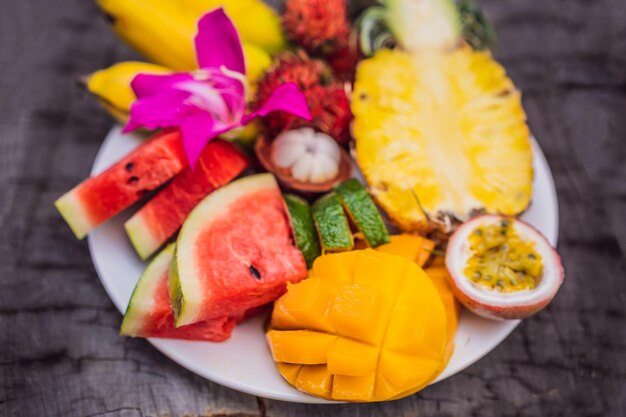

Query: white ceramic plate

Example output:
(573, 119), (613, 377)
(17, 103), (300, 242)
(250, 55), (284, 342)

(88, 126), (559, 403)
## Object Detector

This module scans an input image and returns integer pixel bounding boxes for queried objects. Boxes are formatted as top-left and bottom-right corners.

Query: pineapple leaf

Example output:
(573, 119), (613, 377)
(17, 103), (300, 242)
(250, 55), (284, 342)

(456, 0), (497, 50)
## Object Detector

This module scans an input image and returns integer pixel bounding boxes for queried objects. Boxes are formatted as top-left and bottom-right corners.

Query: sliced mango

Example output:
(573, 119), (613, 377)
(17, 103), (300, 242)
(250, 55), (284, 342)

(424, 258), (461, 364)
(352, 249), (405, 299)
(311, 250), (360, 287)
(332, 372), (376, 401)
(266, 330), (337, 364)
(327, 338), (379, 377)
(374, 371), (405, 400)
(267, 249), (449, 402)
(374, 238), (459, 365)
(295, 365), (334, 398)
(329, 283), (387, 346)
(376, 234), (435, 267)
(271, 278), (336, 333)
(276, 362), (302, 385)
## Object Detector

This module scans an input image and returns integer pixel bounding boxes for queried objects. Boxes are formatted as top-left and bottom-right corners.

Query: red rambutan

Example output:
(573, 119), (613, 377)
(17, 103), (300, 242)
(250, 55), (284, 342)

(282, 0), (350, 55)
(254, 51), (352, 144)
(326, 39), (360, 82)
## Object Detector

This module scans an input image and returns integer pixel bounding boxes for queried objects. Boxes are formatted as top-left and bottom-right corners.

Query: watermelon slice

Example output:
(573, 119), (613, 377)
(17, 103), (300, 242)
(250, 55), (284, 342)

(172, 174), (308, 327)
(120, 243), (241, 341)
(56, 130), (187, 239)
(124, 139), (249, 260)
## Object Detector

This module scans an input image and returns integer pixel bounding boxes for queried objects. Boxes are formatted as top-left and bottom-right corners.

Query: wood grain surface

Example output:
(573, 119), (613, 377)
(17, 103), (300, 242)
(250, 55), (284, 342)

(1, 1), (624, 416)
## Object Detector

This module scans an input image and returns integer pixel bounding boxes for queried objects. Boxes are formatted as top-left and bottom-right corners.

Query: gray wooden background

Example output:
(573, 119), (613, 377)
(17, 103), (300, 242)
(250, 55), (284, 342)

(1, 0), (625, 416)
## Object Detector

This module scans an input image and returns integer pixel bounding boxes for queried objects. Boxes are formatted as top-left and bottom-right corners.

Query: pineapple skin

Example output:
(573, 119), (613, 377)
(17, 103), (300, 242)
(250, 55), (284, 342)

(352, 47), (533, 233)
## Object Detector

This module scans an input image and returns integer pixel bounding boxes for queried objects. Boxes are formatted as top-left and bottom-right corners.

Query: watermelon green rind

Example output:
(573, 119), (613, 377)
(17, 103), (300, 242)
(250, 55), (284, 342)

(55, 191), (94, 239)
(174, 173), (282, 327)
(312, 192), (354, 252)
(168, 248), (184, 322)
(335, 179), (390, 247)
(283, 194), (321, 268)
(125, 215), (159, 260)
(120, 243), (176, 336)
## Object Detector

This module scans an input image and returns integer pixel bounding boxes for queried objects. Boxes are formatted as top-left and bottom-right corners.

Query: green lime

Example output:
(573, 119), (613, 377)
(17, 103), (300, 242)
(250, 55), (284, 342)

(312, 192), (354, 253)
(335, 179), (390, 248)
(283, 194), (321, 268)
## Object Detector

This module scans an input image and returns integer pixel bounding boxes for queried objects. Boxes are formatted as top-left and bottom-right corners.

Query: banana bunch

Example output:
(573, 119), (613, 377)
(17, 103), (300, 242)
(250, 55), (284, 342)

(89, 0), (283, 139)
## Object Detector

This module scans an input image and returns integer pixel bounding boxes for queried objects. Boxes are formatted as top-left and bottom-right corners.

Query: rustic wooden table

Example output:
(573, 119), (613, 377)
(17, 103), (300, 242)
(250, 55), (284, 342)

(1, 1), (625, 416)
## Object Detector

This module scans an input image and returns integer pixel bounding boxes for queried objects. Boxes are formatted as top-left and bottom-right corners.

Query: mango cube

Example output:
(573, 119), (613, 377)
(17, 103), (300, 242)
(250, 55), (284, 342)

(376, 234), (435, 266)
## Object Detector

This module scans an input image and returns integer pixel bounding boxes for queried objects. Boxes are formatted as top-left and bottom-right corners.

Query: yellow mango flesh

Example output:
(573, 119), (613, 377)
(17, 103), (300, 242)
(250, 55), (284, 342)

(295, 365), (333, 398)
(276, 362), (302, 385)
(267, 330), (337, 364)
(376, 234), (435, 267)
(327, 338), (379, 377)
(267, 249), (448, 401)
(424, 259), (461, 364)
(376, 239), (460, 365)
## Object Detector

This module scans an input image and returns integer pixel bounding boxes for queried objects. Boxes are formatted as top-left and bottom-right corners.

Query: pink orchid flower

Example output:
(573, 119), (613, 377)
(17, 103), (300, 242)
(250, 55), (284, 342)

(123, 8), (311, 168)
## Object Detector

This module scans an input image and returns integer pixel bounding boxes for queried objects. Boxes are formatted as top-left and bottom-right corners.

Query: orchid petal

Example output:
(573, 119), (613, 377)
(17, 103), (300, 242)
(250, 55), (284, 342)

(179, 112), (233, 168)
(124, 90), (192, 133)
(131, 73), (193, 98)
(243, 82), (312, 125)
(207, 69), (247, 118)
(174, 80), (231, 121)
(195, 8), (245, 74)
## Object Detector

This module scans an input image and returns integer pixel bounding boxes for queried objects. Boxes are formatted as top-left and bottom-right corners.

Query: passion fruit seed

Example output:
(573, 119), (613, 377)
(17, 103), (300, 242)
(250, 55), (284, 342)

(465, 221), (543, 292)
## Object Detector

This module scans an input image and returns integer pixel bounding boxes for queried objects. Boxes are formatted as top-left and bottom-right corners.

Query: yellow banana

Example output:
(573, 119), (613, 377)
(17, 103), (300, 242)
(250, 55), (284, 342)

(96, 0), (272, 79)
(178, 0), (286, 53)
(85, 61), (171, 122)
(242, 43), (272, 82)
(97, 0), (197, 70)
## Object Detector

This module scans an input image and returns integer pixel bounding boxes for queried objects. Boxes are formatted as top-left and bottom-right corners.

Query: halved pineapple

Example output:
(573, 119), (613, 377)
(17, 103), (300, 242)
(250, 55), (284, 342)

(352, 46), (533, 232)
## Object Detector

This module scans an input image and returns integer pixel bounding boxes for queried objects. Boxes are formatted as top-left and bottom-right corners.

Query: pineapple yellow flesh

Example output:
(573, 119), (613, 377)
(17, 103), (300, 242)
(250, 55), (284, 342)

(352, 47), (532, 232)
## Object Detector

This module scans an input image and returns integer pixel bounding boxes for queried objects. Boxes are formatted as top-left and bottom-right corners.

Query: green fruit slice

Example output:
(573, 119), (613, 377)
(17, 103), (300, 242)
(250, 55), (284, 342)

(335, 179), (390, 248)
(284, 194), (321, 268)
(312, 192), (354, 253)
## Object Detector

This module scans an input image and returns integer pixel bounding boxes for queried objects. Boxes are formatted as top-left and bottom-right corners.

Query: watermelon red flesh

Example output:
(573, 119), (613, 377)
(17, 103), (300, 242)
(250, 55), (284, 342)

(56, 130), (187, 239)
(120, 244), (243, 341)
(124, 139), (249, 260)
(174, 174), (308, 326)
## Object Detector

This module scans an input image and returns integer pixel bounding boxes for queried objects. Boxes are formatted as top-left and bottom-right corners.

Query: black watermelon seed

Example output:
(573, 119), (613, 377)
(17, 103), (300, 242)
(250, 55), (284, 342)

(127, 176), (139, 185)
(125, 162), (134, 172)
(249, 265), (261, 280)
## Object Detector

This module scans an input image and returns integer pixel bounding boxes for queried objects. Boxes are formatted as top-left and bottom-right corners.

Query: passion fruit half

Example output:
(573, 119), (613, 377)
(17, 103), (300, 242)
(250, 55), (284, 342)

(446, 215), (564, 320)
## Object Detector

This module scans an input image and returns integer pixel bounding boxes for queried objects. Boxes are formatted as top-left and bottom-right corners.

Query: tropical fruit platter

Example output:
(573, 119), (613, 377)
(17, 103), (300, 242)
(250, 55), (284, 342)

(57, 0), (565, 403)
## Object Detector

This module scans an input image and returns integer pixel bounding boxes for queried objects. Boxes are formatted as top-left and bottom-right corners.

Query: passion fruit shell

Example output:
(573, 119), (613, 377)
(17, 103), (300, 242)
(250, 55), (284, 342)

(445, 215), (564, 320)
